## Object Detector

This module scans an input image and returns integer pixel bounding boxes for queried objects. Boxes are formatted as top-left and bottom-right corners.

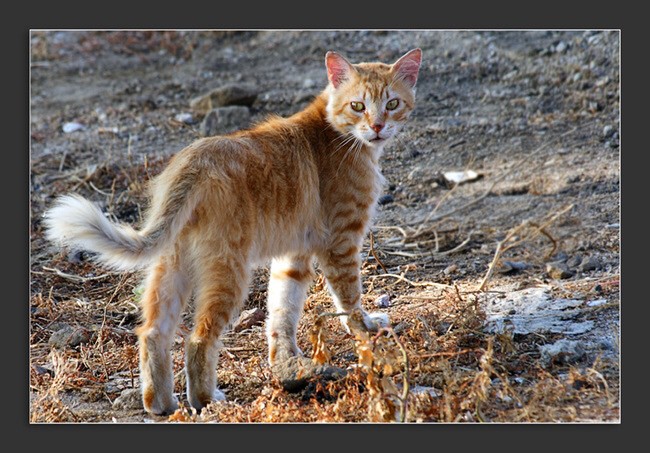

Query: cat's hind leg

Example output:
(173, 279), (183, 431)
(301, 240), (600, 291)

(136, 254), (190, 415)
(185, 253), (250, 411)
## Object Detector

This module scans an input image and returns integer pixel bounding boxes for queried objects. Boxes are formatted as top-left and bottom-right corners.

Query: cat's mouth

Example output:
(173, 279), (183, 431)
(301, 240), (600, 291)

(369, 136), (385, 142)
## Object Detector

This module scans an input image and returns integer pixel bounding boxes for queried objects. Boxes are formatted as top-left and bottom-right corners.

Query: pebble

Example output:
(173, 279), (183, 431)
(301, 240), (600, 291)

(232, 307), (266, 332)
(200, 106), (251, 137)
(190, 83), (259, 113)
(555, 41), (568, 54)
(62, 122), (84, 133)
(374, 294), (391, 308)
(603, 125), (615, 138)
(443, 264), (458, 275)
(579, 256), (601, 272)
(48, 324), (91, 349)
(499, 260), (530, 274)
(112, 388), (143, 411)
(377, 194), (394, 205)
(174, 112), (196, 124)
(565, 254), (583, 269)
(546, 261), (575, 280)
(539, 339), (585, 368)
(587, 298), (607, 307)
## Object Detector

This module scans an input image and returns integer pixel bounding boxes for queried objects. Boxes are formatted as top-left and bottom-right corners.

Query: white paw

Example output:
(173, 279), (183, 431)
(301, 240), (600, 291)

(213, 388), (227, 402)
(366, 312), (390, 330)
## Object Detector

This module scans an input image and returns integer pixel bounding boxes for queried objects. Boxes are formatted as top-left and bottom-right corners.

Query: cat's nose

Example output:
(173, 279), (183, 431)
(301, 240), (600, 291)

(370, 123), (384, 133)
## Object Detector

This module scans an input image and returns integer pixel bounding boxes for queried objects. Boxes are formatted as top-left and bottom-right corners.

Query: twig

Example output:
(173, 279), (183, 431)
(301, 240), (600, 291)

(42, 266), (117, 283)
(368, 231), (388, 274)
(369, 272), (452, 289)
(477, 204), (574, 291)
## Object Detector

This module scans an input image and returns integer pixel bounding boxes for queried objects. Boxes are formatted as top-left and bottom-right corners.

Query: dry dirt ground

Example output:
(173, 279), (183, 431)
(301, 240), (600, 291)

(29, 30), (620, 423)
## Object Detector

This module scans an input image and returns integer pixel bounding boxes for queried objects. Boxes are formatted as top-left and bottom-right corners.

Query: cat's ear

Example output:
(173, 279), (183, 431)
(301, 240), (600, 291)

(392, 48), (422, 88)
(325, 51), (356, 88)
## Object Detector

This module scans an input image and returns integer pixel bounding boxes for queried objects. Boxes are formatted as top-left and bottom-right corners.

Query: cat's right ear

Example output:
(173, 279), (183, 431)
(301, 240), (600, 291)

(325, 51), (356, 88)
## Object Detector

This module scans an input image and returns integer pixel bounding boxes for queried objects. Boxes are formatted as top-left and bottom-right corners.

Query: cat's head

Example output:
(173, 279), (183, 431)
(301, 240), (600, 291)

(324, 48), (422, 148)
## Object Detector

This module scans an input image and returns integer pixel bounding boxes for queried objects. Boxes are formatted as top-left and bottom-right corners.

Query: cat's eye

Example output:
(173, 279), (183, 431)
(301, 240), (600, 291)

(386, 99), (400, 110)
(350, 101), (365, 112)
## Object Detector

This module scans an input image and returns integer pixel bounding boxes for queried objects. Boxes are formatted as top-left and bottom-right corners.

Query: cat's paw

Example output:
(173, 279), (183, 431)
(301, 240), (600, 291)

(142, 389), (179, 416)
(345, 309), (390, 334)
(365, 312), (390, 331)
(213, 388), (227, 402)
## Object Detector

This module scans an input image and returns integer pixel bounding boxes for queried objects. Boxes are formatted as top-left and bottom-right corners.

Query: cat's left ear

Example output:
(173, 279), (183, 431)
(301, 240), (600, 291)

(392, 48), (422, 88)
(326, 51), (356, 88)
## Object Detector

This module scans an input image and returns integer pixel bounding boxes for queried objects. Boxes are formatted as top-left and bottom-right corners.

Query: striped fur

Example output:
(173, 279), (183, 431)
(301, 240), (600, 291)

(43, 49), (422, 415)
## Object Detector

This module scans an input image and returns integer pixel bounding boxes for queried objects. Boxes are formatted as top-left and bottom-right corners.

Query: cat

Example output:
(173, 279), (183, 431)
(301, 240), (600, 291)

(43, 48), (422, 415)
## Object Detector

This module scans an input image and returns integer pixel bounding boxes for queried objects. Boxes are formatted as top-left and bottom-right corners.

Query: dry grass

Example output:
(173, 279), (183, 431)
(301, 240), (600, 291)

(29, 107), (619, 424)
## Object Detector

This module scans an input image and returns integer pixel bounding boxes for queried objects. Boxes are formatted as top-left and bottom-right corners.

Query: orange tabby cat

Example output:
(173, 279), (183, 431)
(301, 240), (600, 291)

(44, 48), (422, 415)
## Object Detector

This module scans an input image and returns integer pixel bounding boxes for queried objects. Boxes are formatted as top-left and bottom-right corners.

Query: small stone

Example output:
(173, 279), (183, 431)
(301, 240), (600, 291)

(190, 83), (259, 113)
(174, 112), (196, 124)
(112, 388), (143, 411)
(546, 262), (575, 279)
(374, 294), (390, 308)
(443, 264), (458, 275)
(232, 307), (265, 332)
(48, 324), (91, 349)
(302, 78), (316, 89)
(410, 386), (439, 398)
(566, 254), (583, 269)
(551, 252), (569, 263)
(603, 125), (615, 138)
(508, 309), (517, 315)
(587, 299), (607, 307)
(499, 260), (530, 274)
(62, 122), (85, 133)
(200, 106), (251, 137)
(579, 256), (601, 272)
(555, 41), (568, 53)
(377, 194), (394, 205)
(539, 340), (585, 368)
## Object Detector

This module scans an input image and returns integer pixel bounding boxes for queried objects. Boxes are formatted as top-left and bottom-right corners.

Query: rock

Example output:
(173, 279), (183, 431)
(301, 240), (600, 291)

(232, 307), (265, 332)
(499, 260), (530, 274)
(555, 41), (568, 53)
(546, 262), (575, 279)
(443, 264), (458, 275)
(62, 122), (84, 133)
(374, 294), (390, 308)
(271, 356), (346, 393)
(48, 324), (91, 349)
(443, 170), (480, 185)
(579, 256), (601, 272)
(112, 388), (143, 411)
(190, 83), (259, 113)
(410, 386), (439, 398)
(539, 340), (585, 368)
(200, 106), (251, 137)
(603, 125), (615, 138)
(377, 194), (394, 205)
(565, 254), (583, 269)
(174, 112), (196, 124)
(587, 299), (607, 307)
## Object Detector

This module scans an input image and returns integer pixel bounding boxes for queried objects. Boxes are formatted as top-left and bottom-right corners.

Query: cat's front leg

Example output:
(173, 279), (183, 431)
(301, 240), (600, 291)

(317, 242), (389, 333)
(266, 254), (346, 391)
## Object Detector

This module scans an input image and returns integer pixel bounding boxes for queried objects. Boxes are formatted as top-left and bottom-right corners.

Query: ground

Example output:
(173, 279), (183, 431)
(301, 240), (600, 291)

(29, 30), (620, 423)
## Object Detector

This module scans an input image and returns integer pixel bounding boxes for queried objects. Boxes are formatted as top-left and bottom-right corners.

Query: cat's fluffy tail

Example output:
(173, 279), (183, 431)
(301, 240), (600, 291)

(44, 169), (201, 271)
